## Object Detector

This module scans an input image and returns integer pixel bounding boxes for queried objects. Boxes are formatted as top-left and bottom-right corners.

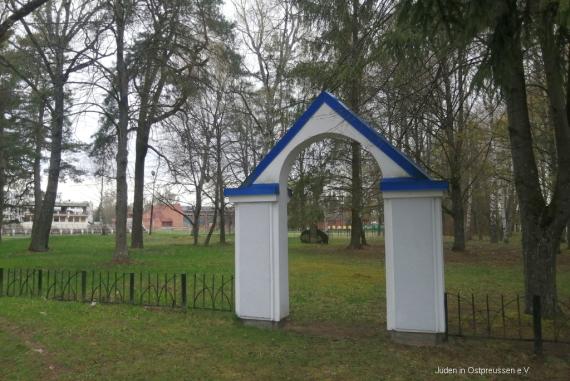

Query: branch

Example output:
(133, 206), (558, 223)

(0, 0), (50, 41)
(154, 193), (194, 226)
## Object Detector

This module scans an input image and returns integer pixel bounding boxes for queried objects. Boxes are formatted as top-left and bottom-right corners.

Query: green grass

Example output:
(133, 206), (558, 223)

(0, 234), (234, 273)
(0, 233), (569, 380)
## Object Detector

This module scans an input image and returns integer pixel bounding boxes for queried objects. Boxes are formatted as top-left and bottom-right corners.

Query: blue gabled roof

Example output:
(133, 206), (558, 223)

(240, 91), (429, 188)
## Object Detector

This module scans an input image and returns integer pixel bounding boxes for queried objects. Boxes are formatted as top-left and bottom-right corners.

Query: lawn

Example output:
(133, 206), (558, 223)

(0, 233), (569, 380)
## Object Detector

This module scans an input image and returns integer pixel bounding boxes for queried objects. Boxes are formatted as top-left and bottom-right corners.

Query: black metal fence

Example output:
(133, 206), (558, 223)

(0, 268), (234, 312)
(444, 292), (570, 353)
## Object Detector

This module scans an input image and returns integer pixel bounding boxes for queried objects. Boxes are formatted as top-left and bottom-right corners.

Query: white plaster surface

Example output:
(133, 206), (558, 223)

(383, 192), (446, 333)
(232, 197), (289, 321)
(254, 103), (410, 186)
(229, 102), (446, 335)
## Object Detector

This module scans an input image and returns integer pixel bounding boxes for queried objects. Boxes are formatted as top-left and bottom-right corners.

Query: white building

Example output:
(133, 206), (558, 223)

(16, 201), (93, 230)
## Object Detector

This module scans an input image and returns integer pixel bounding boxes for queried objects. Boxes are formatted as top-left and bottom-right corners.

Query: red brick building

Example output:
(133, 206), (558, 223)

(142, 203), (186, 230)
(142, 203), (235, 232)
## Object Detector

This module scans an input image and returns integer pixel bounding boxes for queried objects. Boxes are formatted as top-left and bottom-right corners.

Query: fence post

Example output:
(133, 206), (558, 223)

(129, 273), (135, 304)
(553, 297), (559, 343)
(533, 295), (543, 355)
(81, 271), (87, 301)
(181, 273), (187, 309)
(38, 269), (42, 296)
(0, 268), (3, 296)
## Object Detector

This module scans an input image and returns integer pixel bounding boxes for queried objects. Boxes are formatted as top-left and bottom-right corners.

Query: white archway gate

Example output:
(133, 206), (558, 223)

(225, 92), (448, 343)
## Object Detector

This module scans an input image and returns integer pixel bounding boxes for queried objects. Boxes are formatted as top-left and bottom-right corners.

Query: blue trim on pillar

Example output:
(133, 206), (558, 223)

(380, 178), (449, 192)
(241, 91), (428, 188)
(224, 183), (280, 197)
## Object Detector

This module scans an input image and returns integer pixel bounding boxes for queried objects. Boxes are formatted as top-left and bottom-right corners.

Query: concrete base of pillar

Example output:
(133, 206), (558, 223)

(240, 318), (286, 330)
(389, 331), (445, 346)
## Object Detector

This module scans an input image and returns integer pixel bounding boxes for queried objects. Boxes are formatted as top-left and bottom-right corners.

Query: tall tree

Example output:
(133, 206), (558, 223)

(233, 0), (303, 155)
(89, 0), (135, 259)
(387, 38), (492, 251)
(90, 100), (116, 236)
(0, 0), (105, 251)
(163, 108), (213, 245)
(296, 0), (395, 248)
(0, 0), (50, 42)
(399, 0), (570, 314)
(112, 0), (131, 260)
(130, 0), (231, 249)
(0, 53), (20, 241)
(0, 45), (41, 242)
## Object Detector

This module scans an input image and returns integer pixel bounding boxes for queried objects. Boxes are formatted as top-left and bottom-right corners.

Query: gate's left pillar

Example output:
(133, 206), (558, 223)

(226, 186), (289, 323)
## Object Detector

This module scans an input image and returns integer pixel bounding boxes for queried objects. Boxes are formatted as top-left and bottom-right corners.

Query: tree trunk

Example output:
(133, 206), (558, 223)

(29, 74), (64, 252)
(566, 221), (570, 250)
(349, 141), (364, 249)
(501, 19), (559, 315)
(489, 189), (500, 244)
(130, 34), (170, 249)
(522, 225), (559, 314)
(204, 198), (218, 247)
(193, 197), (202, 246)
(99, 171), (106, 236)
(376, 193), (383, 237)
(131, 124), (149, 249)
(219, 182), (226, 244)
(472, 207), (480, 241)
(0, 0), (50, 42)
(465, 187), (472, 241)
(215, 126), (226, 244)
(503, 186), (515, 244)
(309, 224), (319, 243)
(450, 177), (465, 251)
(0, 121), (5, 242)
(113, 7), (129, 261)
(346, 0), (364, 249)
(360, 224), (367, 245)
(0, 183), (3, 243)
(32, 104), (44, 231)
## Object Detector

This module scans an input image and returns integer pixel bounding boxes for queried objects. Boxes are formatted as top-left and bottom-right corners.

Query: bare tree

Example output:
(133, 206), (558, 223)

(130, 0), (230, 249)
(0, 0), (107, 251)
(162, 108), (213, 245)
(0, 0), (50, 42)
(233, 0), (303, 154)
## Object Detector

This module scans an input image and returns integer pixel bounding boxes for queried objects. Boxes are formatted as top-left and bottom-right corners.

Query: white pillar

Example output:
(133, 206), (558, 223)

(228, 193), (289, 322)
(383, 190), (446, 338)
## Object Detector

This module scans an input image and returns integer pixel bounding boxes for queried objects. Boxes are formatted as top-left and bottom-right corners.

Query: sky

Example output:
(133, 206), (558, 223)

(54, 1), (238, 207)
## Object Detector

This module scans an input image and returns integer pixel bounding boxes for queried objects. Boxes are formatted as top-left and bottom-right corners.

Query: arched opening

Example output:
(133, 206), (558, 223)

(284, 136), (385, 325)
(225, 92), (447, 343)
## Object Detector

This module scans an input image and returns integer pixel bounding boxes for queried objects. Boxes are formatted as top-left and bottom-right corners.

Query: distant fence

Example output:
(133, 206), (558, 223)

(1, 227), (233, 237)
(288, 228), (383, 238)
(1, 226), (114, 237)
(444, 292), (570, 353)
(0, 268), (233, 312)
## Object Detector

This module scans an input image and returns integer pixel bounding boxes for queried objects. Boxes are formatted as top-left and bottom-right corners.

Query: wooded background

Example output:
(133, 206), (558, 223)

(1, 0), (569, 313)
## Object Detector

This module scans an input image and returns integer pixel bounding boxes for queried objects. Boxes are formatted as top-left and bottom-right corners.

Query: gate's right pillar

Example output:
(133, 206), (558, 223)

(381, 179), (447, 345)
